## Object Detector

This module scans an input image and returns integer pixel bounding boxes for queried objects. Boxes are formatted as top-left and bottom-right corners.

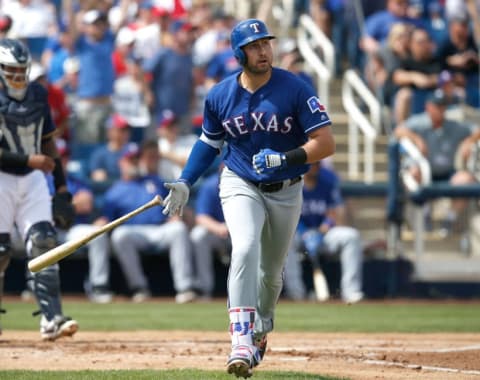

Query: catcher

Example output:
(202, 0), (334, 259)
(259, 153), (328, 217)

(0, 39), (78, 340)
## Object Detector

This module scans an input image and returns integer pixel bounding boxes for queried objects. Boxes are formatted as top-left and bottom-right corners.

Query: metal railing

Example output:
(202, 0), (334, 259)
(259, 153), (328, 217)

(342, 69), (382, 183)
(296, 14), (334, 110)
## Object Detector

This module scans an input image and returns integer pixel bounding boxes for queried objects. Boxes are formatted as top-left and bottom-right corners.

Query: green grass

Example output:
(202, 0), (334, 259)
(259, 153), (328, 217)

(3, 299), (480, 333)
(0, 370), (343, 380)
(2, 299), (480, 380)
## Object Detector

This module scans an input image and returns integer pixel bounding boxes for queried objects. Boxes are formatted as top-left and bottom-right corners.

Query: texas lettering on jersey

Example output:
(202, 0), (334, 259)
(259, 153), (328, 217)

(222, 112), (293, 137)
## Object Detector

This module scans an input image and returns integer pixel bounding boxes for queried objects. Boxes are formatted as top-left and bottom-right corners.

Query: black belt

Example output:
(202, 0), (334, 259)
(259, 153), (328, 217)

(251, 176), (302, 193)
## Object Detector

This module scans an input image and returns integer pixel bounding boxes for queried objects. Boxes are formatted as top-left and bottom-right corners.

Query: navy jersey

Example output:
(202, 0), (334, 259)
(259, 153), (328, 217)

(202, 67), (331, 182)
(102, 175), (169, 225)
(0, 82), (56, 175)
(195, 173), (224, 223)
(299, 167), (343, 230)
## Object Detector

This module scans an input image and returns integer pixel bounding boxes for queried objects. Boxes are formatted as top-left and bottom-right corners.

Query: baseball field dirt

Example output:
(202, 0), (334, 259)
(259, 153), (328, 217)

(1, 330), (480, 379)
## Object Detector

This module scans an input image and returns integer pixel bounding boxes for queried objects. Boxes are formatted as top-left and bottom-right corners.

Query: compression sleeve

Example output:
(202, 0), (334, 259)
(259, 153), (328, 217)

(179, 139), (219, 186)
(0, 149), (29, 169)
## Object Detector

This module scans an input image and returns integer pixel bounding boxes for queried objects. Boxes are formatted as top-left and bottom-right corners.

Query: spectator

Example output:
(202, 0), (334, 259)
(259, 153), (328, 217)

(156, 109), (197, 182)
(190, 169), (230, 299)
(283, 161), (364, 303)
(437, 14), (479, 107)
(29, 62), (71, 142)
(142, 19), (195, 131)
(277, 38), (316, 90)
(103, 141), (197, 303)
(63, 2), (121, 143)
(112, 26), (136, 78)
(89, 114), (133, 184)
(394, 89), (480, 232)
(112, 54), (153, 141)
(392, 27), (443, 123)
(204, 31), (241, 90)
(360, 0), (424, 57)
(3, 0), (57, 60)
(54, 139), (112, 303)
(366, 22), (412, 107)
(41, 21), (75, 87)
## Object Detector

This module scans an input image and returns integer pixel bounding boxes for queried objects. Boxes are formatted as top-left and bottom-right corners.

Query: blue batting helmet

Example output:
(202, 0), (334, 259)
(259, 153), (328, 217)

(230, 19), (275, 65)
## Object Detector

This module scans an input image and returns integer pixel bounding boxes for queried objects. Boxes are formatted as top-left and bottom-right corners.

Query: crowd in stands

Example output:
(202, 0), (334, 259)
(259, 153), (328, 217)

(2, 0), (479, 303)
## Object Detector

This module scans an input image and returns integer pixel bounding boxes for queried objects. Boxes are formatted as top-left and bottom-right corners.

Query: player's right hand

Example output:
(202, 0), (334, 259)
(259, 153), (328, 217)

(27, 154), (55, 172)
(162, 181), (190, 217)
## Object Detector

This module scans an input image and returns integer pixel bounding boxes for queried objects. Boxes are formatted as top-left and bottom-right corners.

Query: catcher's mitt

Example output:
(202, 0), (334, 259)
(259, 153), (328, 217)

(52, 192), (75, 229)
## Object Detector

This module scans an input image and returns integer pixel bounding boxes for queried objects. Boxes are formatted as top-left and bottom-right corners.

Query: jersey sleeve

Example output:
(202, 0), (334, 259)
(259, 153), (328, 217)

(201, 95), (226, 143)
(296, 84), (332, 135)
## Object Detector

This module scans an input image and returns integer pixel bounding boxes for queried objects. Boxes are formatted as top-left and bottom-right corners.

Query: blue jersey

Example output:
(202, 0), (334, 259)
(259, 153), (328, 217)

(202, 67), (331, 182)
(0, 82), (56, 175)
(299, 167), (343, 231)
(102, 174), (169, 225)
(195, 173), (224, 223)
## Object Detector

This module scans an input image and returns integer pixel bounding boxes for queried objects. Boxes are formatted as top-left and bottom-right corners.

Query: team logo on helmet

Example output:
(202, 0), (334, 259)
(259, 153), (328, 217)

(249, 22), (261, 33)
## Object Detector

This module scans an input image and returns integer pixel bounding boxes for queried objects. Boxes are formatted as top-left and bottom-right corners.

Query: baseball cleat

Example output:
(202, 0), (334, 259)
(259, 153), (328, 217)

(253, 334), (268, 366)
(226, 345), (255, 378)
(40, 315), (78, 341)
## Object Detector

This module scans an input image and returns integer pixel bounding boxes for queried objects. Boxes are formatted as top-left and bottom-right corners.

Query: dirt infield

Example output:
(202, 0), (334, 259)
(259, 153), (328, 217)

(1, 330), (480, 379)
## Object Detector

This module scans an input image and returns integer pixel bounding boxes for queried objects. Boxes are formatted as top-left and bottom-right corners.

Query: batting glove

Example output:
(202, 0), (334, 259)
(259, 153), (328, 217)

(162, 180), (190, 217)
(252, 149), (286, 174)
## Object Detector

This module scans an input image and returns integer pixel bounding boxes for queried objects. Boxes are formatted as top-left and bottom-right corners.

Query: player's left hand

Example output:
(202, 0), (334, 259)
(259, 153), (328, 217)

(52, 191), (75, 229)
(252, 149), (286, 174)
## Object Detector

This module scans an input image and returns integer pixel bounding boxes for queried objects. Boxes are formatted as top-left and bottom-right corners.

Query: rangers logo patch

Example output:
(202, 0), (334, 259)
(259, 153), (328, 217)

(307, 96), (326, 114)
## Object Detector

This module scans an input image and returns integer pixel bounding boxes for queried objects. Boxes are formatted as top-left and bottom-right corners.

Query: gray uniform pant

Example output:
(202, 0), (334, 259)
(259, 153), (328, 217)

(284, 226), (363, 300)
(57, 225), (110, 288)
(190, 225), (229, 296)
(111, 221), (194, 293)
(219, 167), (303, 337)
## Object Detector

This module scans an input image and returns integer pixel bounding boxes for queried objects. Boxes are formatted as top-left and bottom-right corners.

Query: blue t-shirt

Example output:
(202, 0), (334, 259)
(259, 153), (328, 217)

(142, 47), (193, 122)
(102, 175), (169, 224)
(89, 144), (130, 181)
(298, 167), (343, 231)
(75, 31), (115, 98)
(195, 173), (224, 222)
(365, 11), (425, 43)
(206, 50), (241, 82)
(202, 67), (332, 183)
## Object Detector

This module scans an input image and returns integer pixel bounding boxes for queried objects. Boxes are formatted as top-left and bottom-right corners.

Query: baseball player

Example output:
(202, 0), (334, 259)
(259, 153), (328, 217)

(162, 19), (335, 378)
(283, 161), (364, 303)
(0, 39), (78, 340)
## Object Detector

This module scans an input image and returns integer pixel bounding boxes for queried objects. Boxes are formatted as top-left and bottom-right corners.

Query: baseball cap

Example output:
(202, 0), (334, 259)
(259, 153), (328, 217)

(169, 19), (193, 34)
(158, 109), (177, 128)
(83, 9), (108, 25)
(116, 27), (136, 46)
(121, 143), (140, 160)
(106, 114), (130, 129)
(0, 14), (12, 33)
(427, 89), (449, 106)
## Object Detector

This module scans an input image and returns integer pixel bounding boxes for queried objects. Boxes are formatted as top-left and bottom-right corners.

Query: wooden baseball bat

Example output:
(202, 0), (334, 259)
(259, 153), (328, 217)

(28, 195), (163, 273)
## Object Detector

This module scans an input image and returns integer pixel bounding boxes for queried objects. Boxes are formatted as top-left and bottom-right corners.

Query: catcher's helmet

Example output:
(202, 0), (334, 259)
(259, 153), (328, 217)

(230, 19), (275, 65)
(0, 38), (31, 100)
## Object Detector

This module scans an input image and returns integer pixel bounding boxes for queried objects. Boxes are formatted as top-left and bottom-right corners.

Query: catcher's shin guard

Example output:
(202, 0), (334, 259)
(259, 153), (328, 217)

(25, 222), (63, 320)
